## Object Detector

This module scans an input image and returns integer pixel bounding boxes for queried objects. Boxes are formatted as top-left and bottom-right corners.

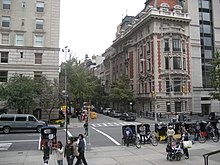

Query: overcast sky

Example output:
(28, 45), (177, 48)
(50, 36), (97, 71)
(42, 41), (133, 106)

(59, 0), (145, 63)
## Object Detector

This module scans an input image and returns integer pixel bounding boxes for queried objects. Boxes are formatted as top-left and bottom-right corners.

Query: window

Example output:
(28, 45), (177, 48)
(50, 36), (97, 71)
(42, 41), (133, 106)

(166, 78), (170, 94)
(34, 35), (43, 47)
(1, 33), (9, 44)
(204, 50), (212, 59)
(22, 1), (25, 8)
(20, 52), (23, 58)
(2, 0), (11, 9)
(34, 71), (42, 79)
(28, 116), (36, 121)
(36, 19), (44, 29)
(203, 37), (212, 46)
(15, 116), (27, 121)
(174, 79), (181, 92)
(16, 34), (24, 46)
(166, 102), (171, 112)
(36, 1), (44, 12)
(1, 52), (8, 63)
(175, 102), (181, 112)
(0, 116), (14, 121)
(172, 39), (181, 51)
(202, 13), (210, 21)
(2, 16), (10, 27)
(164, 39), (170, 51)
(183, 57), (186, 70)
(0, 71), (8, 82)
(202, 24), (211, 33)
(173, 57), (181, 69)
(165, 57), (169, 69)
(35, 53), (42, 64)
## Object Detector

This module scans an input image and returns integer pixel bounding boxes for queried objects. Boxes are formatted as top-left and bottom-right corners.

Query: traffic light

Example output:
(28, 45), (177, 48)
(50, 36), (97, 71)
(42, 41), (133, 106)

(182, 85), (186, 93)
(152, 91), (155, 97)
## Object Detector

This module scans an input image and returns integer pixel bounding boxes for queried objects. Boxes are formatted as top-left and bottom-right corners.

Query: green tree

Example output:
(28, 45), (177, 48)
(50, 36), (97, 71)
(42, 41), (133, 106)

(35, 76), (59, 123)
(59, 58), (101, 109)
(0, 75), (37, 114)
(209, 51), (220, 100)
(109, 75), (134, 111)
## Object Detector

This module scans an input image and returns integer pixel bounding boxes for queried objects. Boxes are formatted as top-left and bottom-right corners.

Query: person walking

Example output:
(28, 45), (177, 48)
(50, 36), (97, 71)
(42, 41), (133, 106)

(139, 123), (146, 144)
(75, 134), (88, 165)
(54, 141), (64, 165)
(182, 130), (190, 159)
(64, 138), (74, 165)
(167, 125), (175, 145)
(43, 141), (50, 165)
(72, 137), (79, 164)
(83, 120), (88, 137)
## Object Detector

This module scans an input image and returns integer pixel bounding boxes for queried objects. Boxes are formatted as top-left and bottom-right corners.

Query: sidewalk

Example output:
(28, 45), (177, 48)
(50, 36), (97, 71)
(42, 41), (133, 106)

(1, 143), (220, 165)
(1, 115), (219, 165)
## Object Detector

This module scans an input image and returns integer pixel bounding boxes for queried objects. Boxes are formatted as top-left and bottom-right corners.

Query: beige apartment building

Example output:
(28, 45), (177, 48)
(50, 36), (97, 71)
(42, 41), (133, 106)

(0, 0), (60, 117)
(0, 0), (60, 82)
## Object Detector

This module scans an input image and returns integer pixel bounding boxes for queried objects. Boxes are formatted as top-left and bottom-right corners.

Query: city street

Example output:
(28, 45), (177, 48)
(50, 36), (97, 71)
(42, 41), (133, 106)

(0, 114), (220, 165)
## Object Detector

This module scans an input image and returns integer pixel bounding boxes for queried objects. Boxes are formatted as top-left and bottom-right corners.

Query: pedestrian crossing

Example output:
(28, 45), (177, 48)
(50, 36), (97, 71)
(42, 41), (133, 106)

(0, 143), (12, 151)
(91, 121), (141, 128)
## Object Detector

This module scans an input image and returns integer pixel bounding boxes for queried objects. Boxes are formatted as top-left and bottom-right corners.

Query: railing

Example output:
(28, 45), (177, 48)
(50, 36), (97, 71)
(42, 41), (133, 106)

(203, 150), (220, 165)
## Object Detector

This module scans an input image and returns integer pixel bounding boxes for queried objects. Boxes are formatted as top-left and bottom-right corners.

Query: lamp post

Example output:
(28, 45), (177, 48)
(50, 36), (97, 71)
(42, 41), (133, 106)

(62, 46), (69, 144)
(86, 104), (91, 151)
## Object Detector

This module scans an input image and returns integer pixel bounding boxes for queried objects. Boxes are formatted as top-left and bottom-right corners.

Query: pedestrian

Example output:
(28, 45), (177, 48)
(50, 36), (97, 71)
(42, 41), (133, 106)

(75, 134), (88, 165)
(139, 123), (146, 144)
(182, 130), (190, 159)
(72, 137), (79, 163)
(64, 138), (74, 165)
(167, 125), (175, 145)
(83, 120), (88, 137)
(43, 141), (50, 165)
(54, 141), (64, 165)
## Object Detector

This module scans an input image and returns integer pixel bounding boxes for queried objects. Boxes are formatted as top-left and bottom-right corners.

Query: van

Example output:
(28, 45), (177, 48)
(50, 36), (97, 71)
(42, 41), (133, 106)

(0, 114), (46, 134)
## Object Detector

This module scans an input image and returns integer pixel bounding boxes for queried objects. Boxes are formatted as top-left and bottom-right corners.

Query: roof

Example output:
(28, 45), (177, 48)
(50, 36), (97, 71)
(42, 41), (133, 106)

(147, 0), (178, 10)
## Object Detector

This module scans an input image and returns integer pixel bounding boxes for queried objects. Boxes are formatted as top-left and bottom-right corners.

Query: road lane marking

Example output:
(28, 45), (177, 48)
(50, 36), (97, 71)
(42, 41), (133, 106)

(0, 140), (38, 143)
(91, 127), (121, 146)
(38, 135), (41, 150)
(64, 129), (73, 137)
(0, 143), (12, 151)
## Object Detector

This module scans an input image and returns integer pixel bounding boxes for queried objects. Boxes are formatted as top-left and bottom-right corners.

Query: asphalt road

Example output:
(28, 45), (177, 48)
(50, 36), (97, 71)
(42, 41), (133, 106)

(0, 114), (142, 151)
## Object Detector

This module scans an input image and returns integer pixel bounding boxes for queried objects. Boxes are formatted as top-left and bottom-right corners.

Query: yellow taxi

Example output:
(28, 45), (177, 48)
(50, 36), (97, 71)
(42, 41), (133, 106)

(90, 111), (97, 119)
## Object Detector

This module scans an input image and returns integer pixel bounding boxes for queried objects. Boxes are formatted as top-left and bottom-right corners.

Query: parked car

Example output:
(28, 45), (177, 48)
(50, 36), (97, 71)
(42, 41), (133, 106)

(103, 108), (112, 115)
(0, 114), (46, 134)
(120, 112), (136, 121)
(109, 110), (122, 118)
(208, 112), (220, 121)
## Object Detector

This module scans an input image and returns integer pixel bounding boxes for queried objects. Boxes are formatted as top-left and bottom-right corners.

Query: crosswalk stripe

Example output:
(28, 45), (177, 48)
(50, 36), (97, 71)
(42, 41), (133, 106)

(90, 122), (142, 127)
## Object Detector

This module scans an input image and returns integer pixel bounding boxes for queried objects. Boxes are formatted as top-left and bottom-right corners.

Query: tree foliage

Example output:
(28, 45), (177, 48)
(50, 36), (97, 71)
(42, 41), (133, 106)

(109, 75), (134, 105)
(209, 51), (220, 100)
(0, 75), (37, 114)
(59, 58), (101, 107)
(0, 75), (59, 117)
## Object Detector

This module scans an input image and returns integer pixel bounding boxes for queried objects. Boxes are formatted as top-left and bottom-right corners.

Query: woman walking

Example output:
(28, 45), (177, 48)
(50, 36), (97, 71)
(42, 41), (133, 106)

(54, 141), (64, 165)
(182, 130), (190, 159)
(65, 138), (74, 165)
(75, 134), (88, 165)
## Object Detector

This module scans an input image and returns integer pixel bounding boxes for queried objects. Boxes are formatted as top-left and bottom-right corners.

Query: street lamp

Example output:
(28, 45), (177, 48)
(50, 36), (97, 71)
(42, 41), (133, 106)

(62, 46), (70, 144)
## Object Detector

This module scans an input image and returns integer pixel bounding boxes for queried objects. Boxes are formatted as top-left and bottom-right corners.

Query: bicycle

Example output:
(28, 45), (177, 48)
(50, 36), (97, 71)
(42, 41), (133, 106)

(145, 131), (158, 146)
(198, 128), (219, 143)
(122, 134), (141, 149)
